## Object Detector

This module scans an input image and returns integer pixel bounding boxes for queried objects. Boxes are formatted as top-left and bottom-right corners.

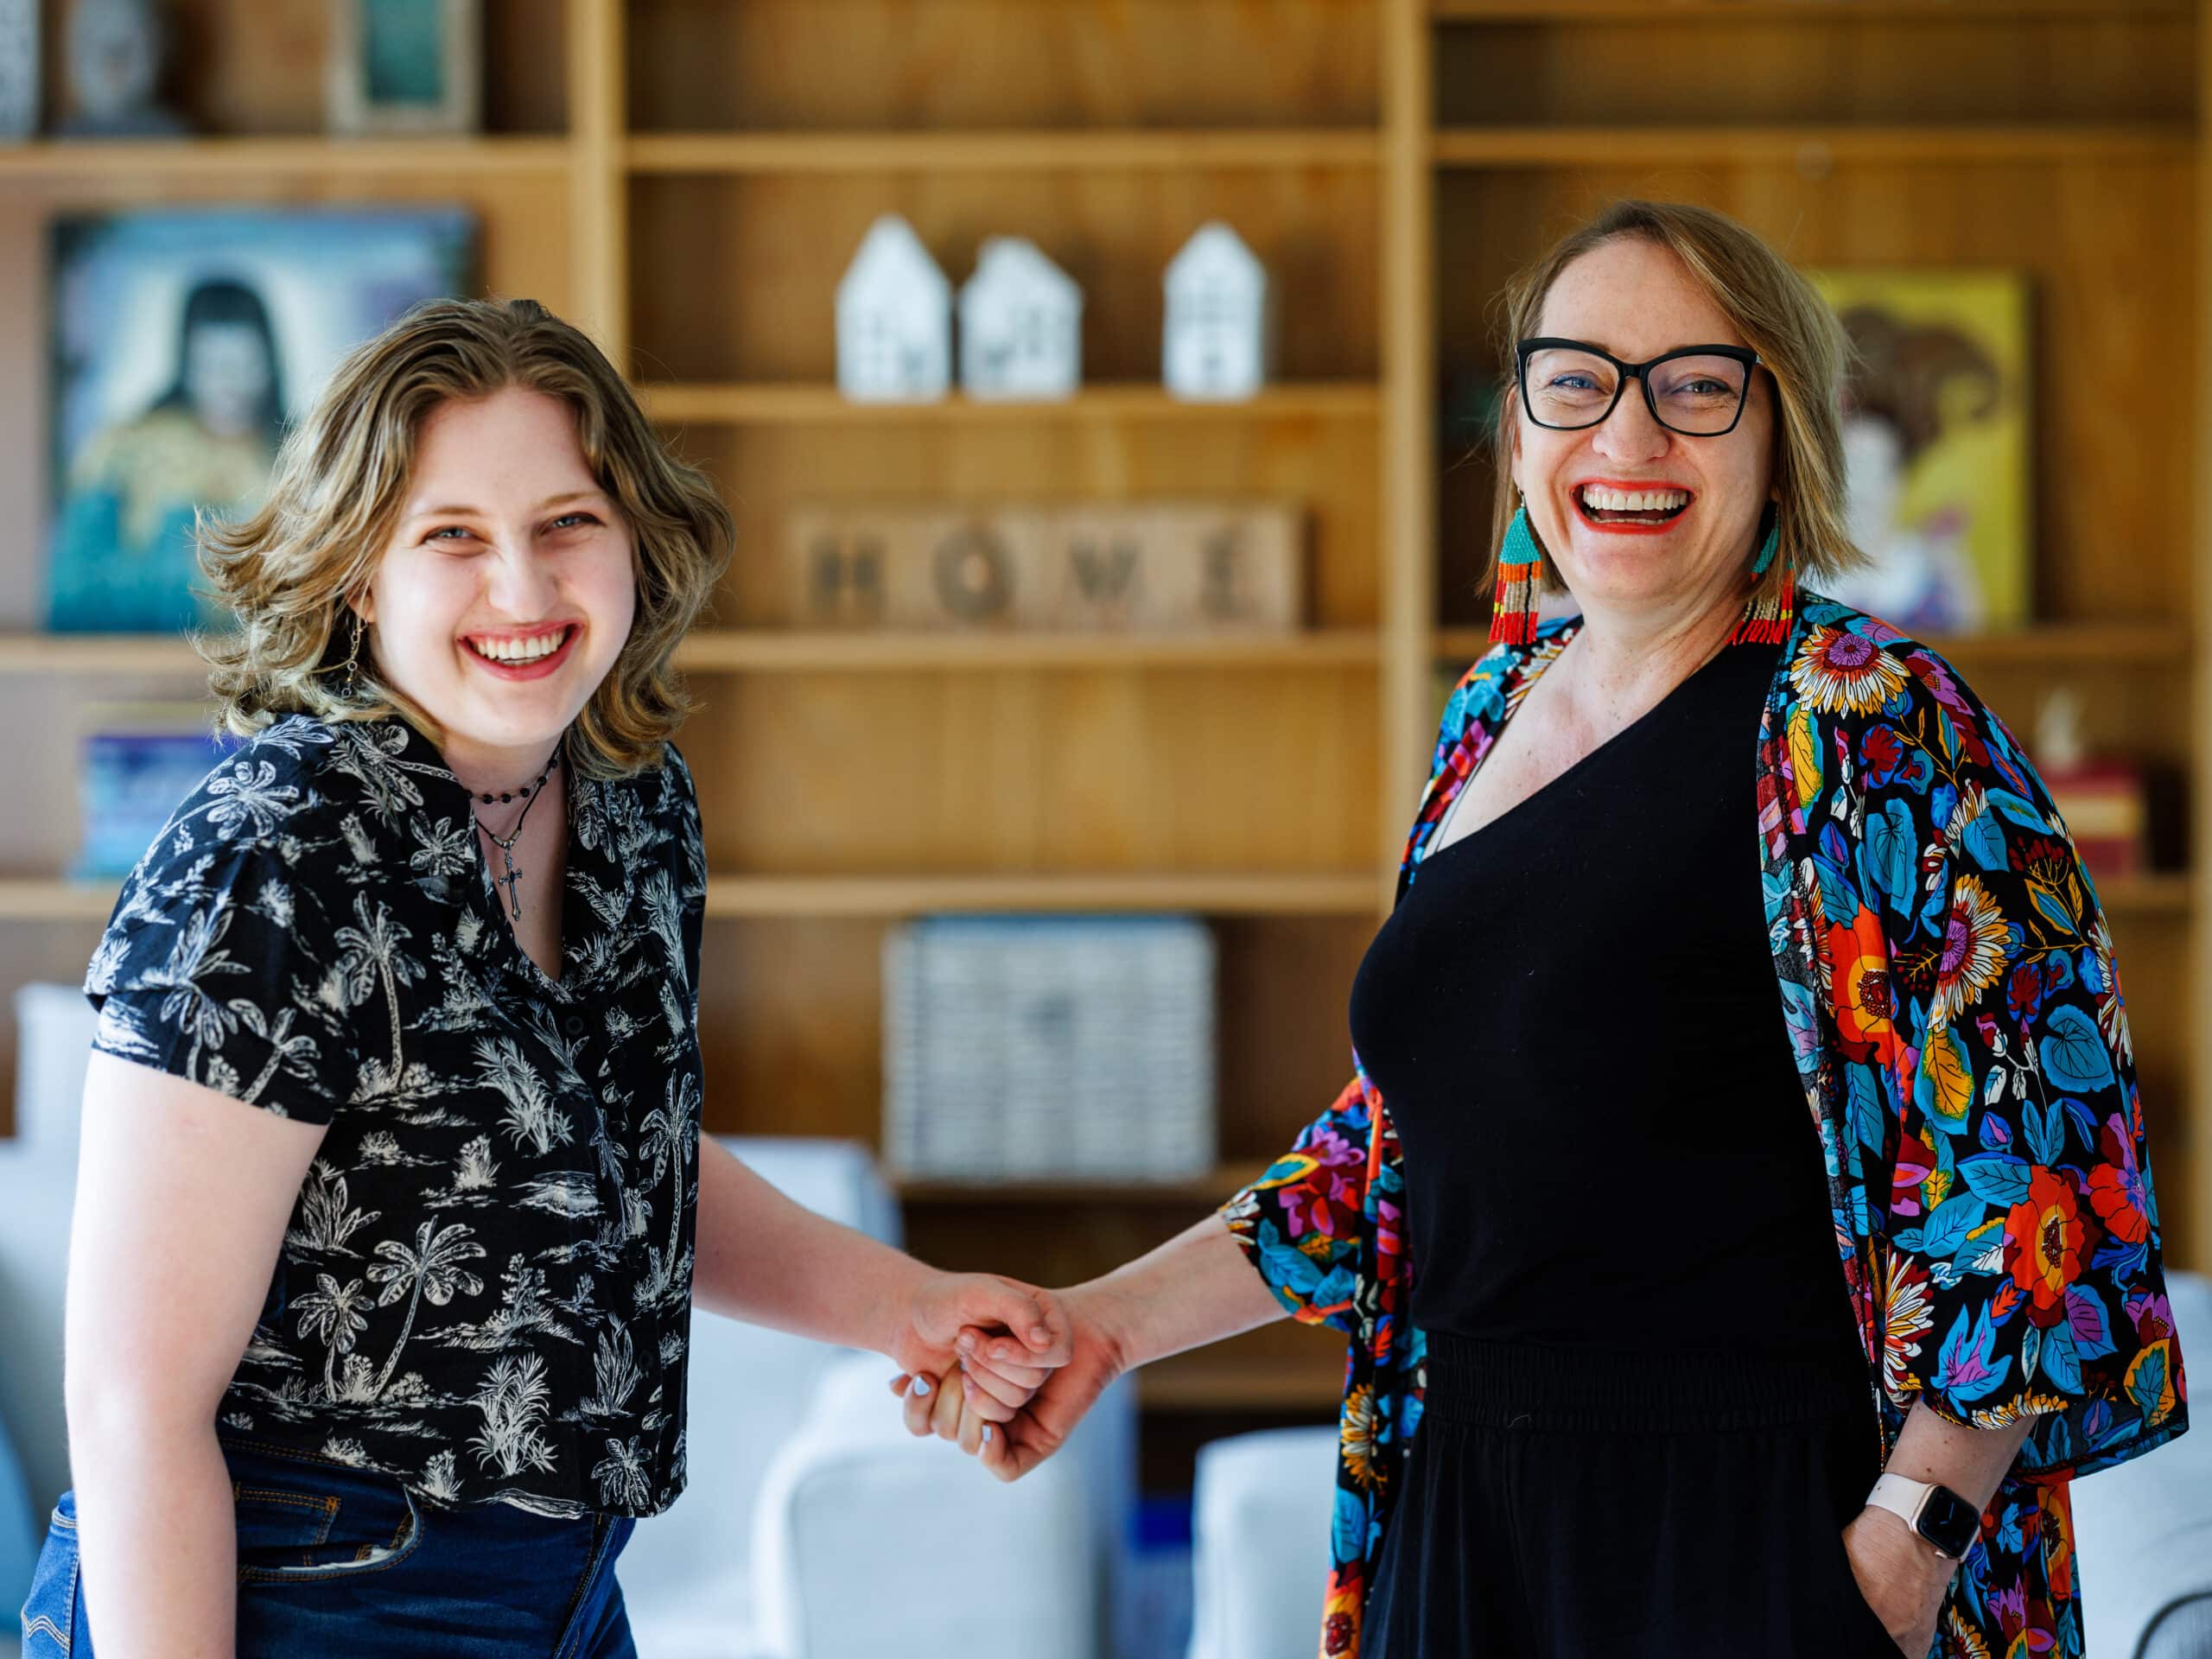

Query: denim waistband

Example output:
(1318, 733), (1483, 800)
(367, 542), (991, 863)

(1421, 1330), (1875, 1433)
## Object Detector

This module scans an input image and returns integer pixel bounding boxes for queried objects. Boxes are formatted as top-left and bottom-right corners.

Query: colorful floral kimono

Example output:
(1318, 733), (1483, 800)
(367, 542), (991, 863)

(1222, 589), (2190, 1659)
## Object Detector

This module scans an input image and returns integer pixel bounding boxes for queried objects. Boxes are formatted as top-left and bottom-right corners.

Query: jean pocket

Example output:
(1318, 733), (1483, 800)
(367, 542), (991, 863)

(21, 1498), (82, 1657)
(226, 1447), (426, 1584)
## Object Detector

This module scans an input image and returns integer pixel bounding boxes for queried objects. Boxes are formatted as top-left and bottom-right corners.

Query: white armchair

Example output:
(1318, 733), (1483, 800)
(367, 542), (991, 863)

(749, 1350), (1137, 1659)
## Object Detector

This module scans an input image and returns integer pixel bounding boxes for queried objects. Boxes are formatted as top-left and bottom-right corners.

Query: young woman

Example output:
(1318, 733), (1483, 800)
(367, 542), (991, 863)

(21, 296), (1064, 1658)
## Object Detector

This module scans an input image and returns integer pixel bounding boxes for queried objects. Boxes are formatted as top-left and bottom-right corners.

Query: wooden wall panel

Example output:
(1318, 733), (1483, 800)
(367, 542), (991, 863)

(626, 0), (1379, 133)
(1435, 15), (2192, 127)
(628, 168), (1382, 384)
(682, 668), (1379, 876)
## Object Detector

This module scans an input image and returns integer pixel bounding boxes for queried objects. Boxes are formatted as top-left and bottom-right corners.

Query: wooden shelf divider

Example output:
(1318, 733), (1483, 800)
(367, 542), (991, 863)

(1433, 124), (2193, 167)
(1433, 0), (2184, 19)
(625, 129), (1380, 175)
(0, 136), (571, 179)
(639, 381), (1382, 426)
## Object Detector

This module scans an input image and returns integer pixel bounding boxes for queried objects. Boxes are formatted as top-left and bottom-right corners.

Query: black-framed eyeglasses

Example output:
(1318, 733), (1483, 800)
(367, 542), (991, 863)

(1515, 338), (1762, 436)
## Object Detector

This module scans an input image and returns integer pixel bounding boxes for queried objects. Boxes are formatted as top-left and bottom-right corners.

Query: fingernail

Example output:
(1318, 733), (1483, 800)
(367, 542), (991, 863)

(1030, 1325), (1054, 1345)
(982, 1425), (994, 1443)
(912, 1376), (931, 1396)
(963, 1376), (977, 1395)
(994, 1346), (1014, 1362)
(956, 1333), (975, 1354)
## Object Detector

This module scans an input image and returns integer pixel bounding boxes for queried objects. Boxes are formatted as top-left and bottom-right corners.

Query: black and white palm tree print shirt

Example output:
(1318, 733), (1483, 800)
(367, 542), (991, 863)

(82, 711), (706, 1519)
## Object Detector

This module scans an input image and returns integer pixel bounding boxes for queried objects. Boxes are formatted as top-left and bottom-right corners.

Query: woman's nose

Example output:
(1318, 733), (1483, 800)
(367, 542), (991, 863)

(484, 541), (561, 616)
(1590, 380), (1672, 461)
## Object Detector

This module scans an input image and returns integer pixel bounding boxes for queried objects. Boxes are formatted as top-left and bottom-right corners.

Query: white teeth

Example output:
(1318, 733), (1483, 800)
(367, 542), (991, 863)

(1580, 486), (1689, 513)
(469, 627), (568, 664)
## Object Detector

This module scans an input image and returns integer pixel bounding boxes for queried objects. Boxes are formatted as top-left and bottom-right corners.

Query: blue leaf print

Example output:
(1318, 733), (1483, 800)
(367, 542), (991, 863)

(2130, 1346), (2171, 1424)
(1917, 1192), (1985, 1262)
(1777, 975), (1821, 1065)
(1844, 1063), (1887, 1156)
(1332, 1485), (1368, 1563)
(1864, 799), (1917, 913)
(1961, 807), (2007, 874)
(2039, 1319), (2083, 1394)
(2039, 1004), (2116, 1093)
(2025, 1096), (2065, 1168)
(1932, 783), (1960, 840)
(1958, 1154), (2032, 1208)
(1985, 787), (2052, 833)
(1935, 1304), (2016, 1405)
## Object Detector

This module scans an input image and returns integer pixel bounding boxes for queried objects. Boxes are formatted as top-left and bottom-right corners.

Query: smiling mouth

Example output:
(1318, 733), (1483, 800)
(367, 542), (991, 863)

(1575, 485), (1692, 526)
(465, 624), (576, 665)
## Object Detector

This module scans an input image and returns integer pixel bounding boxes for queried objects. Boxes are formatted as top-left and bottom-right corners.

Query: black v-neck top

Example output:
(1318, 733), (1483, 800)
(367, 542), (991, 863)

(82, 712), (707, 1517)
(1347, 639), (1865, 1354)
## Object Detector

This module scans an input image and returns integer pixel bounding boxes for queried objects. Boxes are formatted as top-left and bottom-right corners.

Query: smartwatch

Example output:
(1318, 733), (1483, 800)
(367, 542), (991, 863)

(1866, 1472), (1980, 1560)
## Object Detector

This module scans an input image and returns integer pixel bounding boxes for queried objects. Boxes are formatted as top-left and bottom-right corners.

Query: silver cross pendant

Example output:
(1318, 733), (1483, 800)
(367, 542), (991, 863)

(498, 849), (524, 919)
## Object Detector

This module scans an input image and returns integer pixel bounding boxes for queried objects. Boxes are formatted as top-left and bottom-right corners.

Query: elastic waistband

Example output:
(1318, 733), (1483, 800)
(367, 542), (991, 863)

(1421, 1330), (1873, 1433)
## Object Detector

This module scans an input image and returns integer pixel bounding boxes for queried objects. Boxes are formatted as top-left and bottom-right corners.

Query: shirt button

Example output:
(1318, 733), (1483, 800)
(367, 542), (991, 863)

(563, 1013), (587, 1037)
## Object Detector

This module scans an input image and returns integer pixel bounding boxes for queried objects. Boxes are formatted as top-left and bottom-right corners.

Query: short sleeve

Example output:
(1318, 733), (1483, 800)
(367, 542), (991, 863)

(83, 766), (361, 1127)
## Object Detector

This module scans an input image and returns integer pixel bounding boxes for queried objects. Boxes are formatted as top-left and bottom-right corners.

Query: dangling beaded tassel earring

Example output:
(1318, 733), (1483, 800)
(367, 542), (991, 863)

(1726, 512), (1795, 646)
(1488, 496), (1546, 646)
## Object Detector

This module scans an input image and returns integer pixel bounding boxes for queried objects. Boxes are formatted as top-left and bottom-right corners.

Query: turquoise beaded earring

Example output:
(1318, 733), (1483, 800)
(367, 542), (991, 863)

(1726, 507), (1794, 646)
(1487, 493), (1546, 646)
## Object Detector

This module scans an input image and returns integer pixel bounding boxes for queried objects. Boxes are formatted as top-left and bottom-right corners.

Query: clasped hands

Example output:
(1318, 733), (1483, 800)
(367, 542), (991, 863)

(891, 1284), (1125, 1481)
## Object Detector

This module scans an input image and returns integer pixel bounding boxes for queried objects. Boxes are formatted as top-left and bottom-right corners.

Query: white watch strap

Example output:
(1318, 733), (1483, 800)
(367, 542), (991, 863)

(1866, 1471), (1933, 1533)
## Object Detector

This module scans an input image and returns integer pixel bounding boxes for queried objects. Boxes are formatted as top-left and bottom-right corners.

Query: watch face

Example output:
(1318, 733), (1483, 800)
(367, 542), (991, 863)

(1916, 1484), (1980, 1558)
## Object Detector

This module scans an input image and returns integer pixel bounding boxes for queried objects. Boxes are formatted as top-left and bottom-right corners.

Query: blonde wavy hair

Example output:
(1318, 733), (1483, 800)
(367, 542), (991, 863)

(194, 296), (734, 780)
(1484, 199), (1868, 607)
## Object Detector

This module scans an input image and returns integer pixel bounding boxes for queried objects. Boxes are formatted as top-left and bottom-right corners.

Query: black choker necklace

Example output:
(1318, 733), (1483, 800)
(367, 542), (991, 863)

(472, 747), (559, 804)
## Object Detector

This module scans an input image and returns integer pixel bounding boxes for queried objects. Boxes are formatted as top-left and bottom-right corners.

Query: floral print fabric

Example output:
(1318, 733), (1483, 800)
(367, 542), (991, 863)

(83, 712), (707, 1518)
(1222, 590), (2190, 1659)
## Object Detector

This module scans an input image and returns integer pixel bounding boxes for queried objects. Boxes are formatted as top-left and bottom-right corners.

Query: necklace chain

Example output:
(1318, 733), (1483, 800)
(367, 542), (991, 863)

(471, 747), (560, 921)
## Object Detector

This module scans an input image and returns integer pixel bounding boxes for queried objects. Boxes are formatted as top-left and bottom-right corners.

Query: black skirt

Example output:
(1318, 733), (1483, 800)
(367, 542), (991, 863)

(1361, 1332), (1905, 1657)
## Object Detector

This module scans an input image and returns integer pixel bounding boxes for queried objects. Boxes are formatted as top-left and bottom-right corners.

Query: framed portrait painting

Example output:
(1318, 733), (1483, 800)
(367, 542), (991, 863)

(44, 206), (475, 633)
(1808, 269), (2032, 635)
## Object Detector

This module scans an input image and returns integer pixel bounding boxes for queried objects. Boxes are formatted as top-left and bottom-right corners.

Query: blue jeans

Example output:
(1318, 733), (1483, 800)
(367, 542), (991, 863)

(20, 1436), (639, 1656)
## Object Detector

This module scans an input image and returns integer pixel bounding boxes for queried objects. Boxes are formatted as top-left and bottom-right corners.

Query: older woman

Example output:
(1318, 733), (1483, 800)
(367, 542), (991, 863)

(912, 200), (2190, 1659)
(20, 297), (1067, 1657)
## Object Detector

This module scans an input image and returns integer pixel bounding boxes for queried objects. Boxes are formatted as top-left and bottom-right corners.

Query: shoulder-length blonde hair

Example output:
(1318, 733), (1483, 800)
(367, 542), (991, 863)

(1483, 199), (1866, 608)
(195, 296), (734, 780)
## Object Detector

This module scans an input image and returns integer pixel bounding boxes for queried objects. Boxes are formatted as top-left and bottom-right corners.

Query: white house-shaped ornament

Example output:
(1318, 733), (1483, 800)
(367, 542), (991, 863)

(1163, 221), (1272, 401)
(836, 214), (953, 404)
(958, 237), (1083, 401)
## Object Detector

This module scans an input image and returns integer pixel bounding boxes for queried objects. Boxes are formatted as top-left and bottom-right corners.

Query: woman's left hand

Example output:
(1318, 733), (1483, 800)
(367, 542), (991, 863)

(1841, 1506), (1956, 1656)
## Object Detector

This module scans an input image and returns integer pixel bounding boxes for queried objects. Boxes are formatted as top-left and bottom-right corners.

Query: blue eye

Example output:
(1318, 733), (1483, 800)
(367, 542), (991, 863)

(428, 526), (476, 543)
(550, 512), (599, 531)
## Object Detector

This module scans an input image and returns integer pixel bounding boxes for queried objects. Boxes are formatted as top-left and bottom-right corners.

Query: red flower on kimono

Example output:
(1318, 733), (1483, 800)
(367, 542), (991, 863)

(2088, 1113), (2152, 1245)
(2005, 1167), (2088, 1328)
(1826, 905), (1903, 1076)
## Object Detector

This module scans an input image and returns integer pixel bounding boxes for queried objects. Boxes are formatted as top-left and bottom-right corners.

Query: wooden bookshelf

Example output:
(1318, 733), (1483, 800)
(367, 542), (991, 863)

(0, 0), (2206, 1444)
